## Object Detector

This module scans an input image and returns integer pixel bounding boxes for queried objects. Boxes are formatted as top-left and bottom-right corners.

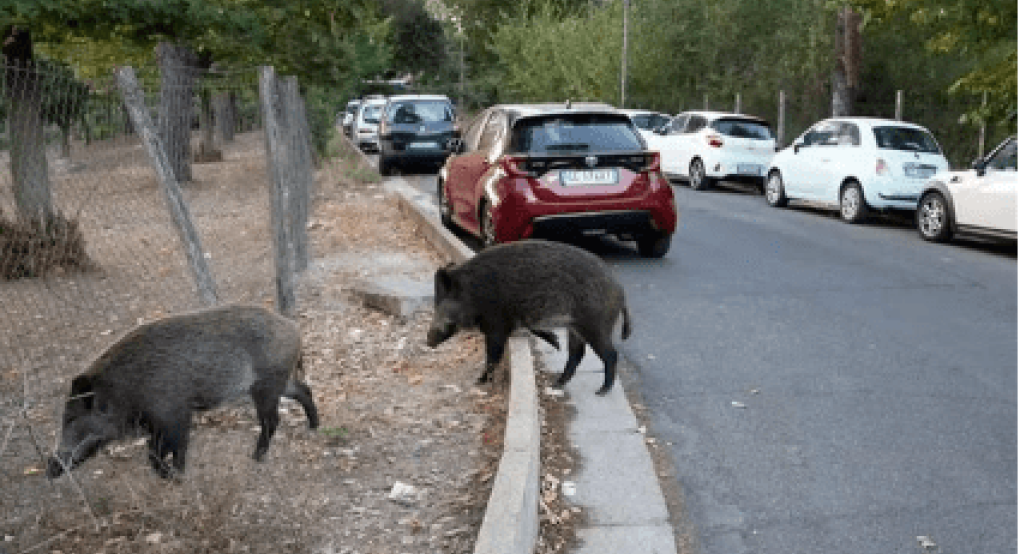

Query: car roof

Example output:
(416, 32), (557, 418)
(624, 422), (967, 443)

(816, 116), (931, 130)
(361, 97), (388, 106)
(676, 110), (769, 123)
(620, 108), (668, 116)
(385, 94), (452, 103)
(486, 102), (624, 126)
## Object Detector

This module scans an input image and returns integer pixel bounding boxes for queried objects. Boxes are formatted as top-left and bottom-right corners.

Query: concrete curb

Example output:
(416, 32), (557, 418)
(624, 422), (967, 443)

(338, 132), (540, 554)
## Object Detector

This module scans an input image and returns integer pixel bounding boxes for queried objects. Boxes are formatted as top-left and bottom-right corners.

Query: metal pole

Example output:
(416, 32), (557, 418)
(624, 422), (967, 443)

(777, 90), (786, 149)
(735, 93), (742, 113)
(895, 90), (903, 120)
(620, 0), (629, 108)
(978, 91), (988, 158)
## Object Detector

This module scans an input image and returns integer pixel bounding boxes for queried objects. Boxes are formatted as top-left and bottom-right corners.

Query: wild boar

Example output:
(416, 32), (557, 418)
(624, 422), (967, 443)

(426, 239), (631, 395)
(47, 304), (319, 480)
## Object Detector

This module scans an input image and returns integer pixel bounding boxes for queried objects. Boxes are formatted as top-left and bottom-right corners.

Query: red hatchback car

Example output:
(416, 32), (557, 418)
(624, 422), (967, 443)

(438, 103), (678, 257)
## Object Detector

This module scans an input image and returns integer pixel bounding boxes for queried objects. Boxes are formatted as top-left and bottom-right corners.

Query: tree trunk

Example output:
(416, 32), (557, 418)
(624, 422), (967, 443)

(214, 91), (236, 143)
(832, 5), (861, 117)
(156, 42), (197, 183)
(2, 27), (53, 221)
(194, 90), (222, 162)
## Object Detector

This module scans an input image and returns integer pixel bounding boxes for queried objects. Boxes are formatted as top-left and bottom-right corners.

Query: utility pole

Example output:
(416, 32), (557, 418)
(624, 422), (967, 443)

(620, 0), (629, 108)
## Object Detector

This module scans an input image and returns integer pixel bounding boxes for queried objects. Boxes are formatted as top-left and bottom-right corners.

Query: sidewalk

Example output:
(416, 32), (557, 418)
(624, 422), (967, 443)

(534, 332), (677, 554)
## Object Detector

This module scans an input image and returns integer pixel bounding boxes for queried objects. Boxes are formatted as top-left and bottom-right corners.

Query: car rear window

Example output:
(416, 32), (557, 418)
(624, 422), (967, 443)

(711, 118), (773, 140)
(361, 105), (383, 123)
(510, 114), (643, 154)
(386, 101), (453, 124)
(873, 126), (941, 154)
(630, 113), (670, 131)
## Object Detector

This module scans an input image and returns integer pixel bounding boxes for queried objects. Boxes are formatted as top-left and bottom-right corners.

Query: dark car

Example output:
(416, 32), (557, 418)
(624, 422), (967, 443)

(377, 94), (459, 175)
(437, 103), (678, 258)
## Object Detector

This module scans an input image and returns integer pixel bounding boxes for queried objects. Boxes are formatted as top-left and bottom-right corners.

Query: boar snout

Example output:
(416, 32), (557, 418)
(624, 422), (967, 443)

(426, 325), (454, 348)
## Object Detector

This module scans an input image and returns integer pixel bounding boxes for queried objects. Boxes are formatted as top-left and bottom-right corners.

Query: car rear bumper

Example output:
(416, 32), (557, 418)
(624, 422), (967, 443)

(531, 210), (662, 238)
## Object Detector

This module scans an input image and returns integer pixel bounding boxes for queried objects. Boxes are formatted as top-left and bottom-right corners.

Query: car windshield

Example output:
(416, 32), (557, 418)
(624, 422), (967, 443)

(362, 106), (383, 124)
(987, 138), (1017, 171)
(873, 126), (941, 154)
(386, 101), (453, 124)
(510, 114), (643, 154)
(711, 118), (773, 140)
(630, 113), (670, 131)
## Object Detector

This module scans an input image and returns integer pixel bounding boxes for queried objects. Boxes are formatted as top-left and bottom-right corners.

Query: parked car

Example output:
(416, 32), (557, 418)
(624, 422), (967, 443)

(621, 109), (671, 143)
(438, 103), (678, 257)
(353, 96), (387, 152)
(341, 99), (361, 137)
(377, 94), (459, 175)
(645, 110), (776, 191)
(765, 117), (950, 223)
(915, 135), (1017, 243)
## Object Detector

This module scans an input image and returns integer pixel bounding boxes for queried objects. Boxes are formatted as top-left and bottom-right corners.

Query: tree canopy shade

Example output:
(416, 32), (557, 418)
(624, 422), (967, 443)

(849, 0), (1017, 123)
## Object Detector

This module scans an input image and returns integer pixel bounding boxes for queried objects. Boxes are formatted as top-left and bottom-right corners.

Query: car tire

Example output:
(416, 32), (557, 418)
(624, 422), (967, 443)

(437, 179), (455, 230)
(637, 233), (671, 258)
(765, 170), (788, 207)
(917, 191), (952, 243)
(689, 158), (713, 191)
(839, 181), (869, 223)
(480, 202), (498, 249)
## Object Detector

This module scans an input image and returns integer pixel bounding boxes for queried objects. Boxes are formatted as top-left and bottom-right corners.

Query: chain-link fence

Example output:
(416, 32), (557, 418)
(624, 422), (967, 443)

(0, 60), (312, 491)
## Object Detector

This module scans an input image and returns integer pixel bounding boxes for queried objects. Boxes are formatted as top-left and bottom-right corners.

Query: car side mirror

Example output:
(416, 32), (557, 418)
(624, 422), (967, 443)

(793, 141), (805, 154)
(971, 157), (987, 177)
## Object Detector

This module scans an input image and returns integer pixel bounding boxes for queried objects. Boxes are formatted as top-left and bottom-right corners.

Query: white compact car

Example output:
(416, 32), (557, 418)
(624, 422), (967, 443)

(354, 96), (387, 152)
(916, 136), (1017, 243)
(646, 110), (776, 191)
(620, 109), (671, 143)
(765, 117), (950, 223)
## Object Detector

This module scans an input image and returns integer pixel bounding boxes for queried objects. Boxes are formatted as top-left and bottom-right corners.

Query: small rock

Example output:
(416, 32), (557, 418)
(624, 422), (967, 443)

(388, 481), (418, 506)
(561, 481), (577, 497)
(731, 401), (747, 409)
(543, 387), (564, 398)
(145, 532), (162, 544)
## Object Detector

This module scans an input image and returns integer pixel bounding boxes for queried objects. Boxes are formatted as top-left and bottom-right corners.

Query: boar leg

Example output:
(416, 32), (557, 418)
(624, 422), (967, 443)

(284, 379), (320, 429)
(553, 330), (586, 389)
(478, 325), (511, 384)
(529, 328), (561, 351)
(148, 415), (191, 478)
(588, 333), (619, 396)
(251, 385), (281, 461)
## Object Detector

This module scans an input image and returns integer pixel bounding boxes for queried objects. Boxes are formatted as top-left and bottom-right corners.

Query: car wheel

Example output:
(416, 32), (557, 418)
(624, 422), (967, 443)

(839, 181), (869, 223)
(437, 179), (455, 230)
(480, 202), (498, 248)
(917, 191), (952, 243)
(689, 158), (713, 191)
(637, 233), (671, 258)
(765, 171), (788, 207)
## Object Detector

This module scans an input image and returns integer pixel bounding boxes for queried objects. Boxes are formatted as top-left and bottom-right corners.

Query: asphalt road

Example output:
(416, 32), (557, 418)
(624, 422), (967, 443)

(381, 157), (1017, 554)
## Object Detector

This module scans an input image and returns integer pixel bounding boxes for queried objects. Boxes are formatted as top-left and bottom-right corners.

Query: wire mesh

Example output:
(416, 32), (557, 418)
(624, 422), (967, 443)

(0, 62), (284, 483)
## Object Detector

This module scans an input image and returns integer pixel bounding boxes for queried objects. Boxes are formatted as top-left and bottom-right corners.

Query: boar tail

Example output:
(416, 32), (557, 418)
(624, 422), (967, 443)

(621, 304), (632, 341)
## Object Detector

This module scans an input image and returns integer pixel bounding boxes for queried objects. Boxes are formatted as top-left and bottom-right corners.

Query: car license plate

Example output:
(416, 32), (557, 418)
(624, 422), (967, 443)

(904, 164), (936, 179)
(408, 141), (438, 150)
(736, 163), (762, 176)
(560, 169), (618, 186)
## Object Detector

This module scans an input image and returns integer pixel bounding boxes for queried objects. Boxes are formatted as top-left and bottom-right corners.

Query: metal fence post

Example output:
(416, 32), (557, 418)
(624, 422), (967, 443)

(258, 66), (296, 316)
(114, 66), (219, 306)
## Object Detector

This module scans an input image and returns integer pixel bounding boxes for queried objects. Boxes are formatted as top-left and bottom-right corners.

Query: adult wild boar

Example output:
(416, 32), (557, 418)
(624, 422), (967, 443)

(426, 240), (631, 395)
(47, 304), (319, 480)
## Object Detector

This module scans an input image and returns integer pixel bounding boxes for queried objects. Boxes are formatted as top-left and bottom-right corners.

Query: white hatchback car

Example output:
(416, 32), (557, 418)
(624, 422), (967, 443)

(620, 109), (671, 143)
(916, 136), (1017, 243)
(646, 110), (776, 191)
(765, 117), (950, 223)
(354, 96), (388, 152)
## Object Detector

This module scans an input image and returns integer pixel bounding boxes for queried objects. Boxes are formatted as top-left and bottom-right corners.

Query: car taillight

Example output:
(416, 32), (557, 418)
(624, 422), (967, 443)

(706, 134), (724, 148)
(876, 158), (889, 176)
(501, 156), (536, 178)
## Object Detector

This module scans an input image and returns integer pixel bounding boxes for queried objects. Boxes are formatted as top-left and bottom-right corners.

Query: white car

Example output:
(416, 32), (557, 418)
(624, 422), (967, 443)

(916, 136), (1017, 243)
(645, 110), (776, 191)
(341, 99), (360, 137)
(765, 117), (950, 223)
(354, 96), (388, 152)
(620, 109), (671, 143)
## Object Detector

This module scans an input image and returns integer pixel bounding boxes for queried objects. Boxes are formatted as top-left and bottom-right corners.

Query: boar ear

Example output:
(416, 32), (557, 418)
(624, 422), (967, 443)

(435, 266), (461, 297)
(69, 375), (95, 410)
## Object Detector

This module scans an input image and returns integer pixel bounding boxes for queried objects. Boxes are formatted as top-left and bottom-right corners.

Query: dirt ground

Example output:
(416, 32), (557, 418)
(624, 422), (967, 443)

(0, 131), (579, 554)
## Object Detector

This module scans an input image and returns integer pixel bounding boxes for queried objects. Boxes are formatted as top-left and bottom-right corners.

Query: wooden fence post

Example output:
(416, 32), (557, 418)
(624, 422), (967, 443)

(281, 76), (311, 273)
(777, 90), (786, 148)
(115, 66), (219, 306)
(258, 66), (296, 317)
